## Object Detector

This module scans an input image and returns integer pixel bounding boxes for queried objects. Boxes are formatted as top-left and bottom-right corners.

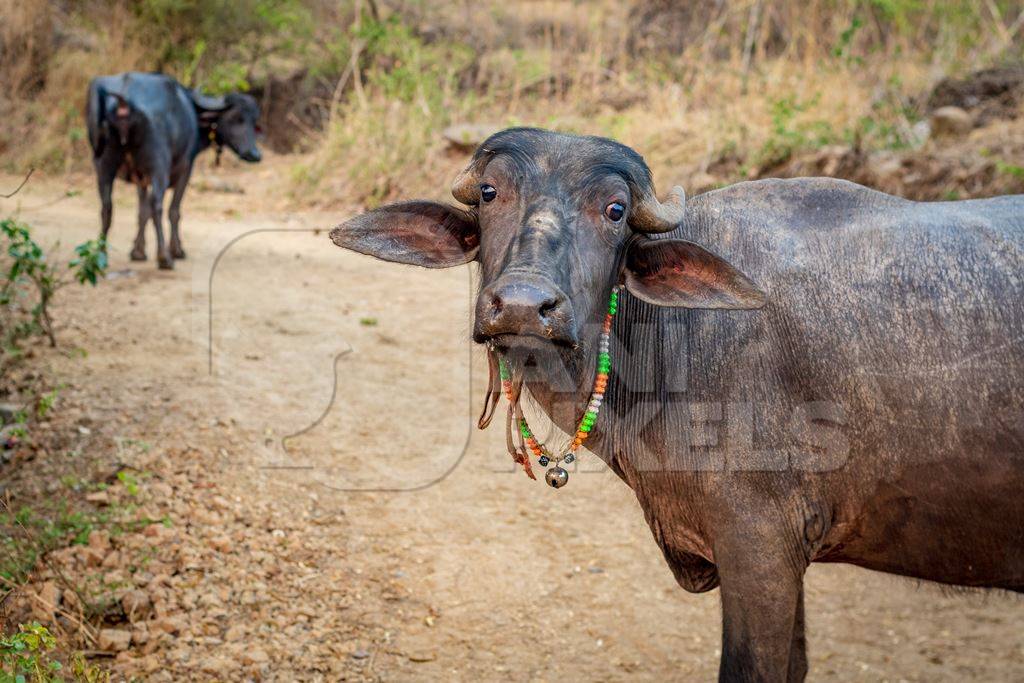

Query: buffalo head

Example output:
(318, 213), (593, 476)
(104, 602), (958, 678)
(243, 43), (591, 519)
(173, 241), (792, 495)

(191, 91), (263, 162)
(330, 128), (765, 367)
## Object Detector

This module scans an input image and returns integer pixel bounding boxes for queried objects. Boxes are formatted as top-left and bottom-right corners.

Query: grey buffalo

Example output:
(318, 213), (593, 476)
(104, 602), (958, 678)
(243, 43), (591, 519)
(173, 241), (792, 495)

(86, 71), (262, 269)
(330, 127), (1024, 681)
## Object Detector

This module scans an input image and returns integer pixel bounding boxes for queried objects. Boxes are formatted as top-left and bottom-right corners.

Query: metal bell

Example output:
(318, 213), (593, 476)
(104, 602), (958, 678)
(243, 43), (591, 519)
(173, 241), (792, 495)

(545, 466), (569, 488)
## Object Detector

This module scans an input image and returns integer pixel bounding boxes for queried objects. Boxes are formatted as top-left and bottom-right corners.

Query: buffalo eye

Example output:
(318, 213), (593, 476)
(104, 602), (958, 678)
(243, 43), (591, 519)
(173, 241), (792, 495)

(605, 201), (625, 222)
(480, 184), (497, 203)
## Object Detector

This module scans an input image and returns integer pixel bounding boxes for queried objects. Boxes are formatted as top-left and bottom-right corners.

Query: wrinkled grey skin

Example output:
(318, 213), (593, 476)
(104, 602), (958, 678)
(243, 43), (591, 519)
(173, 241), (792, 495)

(86, 72), (261, 269)
(330, 128), (1024, 682)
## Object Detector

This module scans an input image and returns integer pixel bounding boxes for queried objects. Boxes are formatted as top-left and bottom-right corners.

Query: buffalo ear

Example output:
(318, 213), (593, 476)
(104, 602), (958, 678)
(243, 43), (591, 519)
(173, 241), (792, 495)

(330, 200), (479, 268)
(623, 238), (766, 309)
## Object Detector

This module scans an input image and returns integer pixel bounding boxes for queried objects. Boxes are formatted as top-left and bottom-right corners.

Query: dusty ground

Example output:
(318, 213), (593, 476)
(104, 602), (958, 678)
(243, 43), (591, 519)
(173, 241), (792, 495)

(2, 159), (1023, 681)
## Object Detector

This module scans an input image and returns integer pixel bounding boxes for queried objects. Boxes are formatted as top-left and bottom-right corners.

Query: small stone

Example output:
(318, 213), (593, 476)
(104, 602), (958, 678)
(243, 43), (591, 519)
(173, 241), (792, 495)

(208, 536), (232, 553)
(31, 582), (60, 622)
(121, 589), (152, 621)
(87, 529), (110, 551)
(62, 588), (81, 611)
(98, 628), (132, 652)
(151, 615), (184, 635)
(132, 625), (150, 646)
(242, 648), (269, 665)
(930, 106), (973, 138)
(223, 624), (246, 641)
(351, 649), (370, 660)
(101, 550), (121, 569)
(909, 120), (931, 148)
(140, 655), (161, 673)
(85, 490), (110, 505)
(0, 403), (18, 424)
(80, 546), (105, 567)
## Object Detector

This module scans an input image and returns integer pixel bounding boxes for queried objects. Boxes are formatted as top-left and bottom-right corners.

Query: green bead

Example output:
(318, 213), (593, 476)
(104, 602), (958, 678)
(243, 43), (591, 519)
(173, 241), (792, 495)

(586, 410), (598, 419)
(581, 424), (591, 432)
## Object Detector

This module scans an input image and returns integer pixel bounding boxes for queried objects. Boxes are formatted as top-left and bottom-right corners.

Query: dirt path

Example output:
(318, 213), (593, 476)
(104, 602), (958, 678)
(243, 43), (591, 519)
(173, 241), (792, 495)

(5, 164), (1023, 681)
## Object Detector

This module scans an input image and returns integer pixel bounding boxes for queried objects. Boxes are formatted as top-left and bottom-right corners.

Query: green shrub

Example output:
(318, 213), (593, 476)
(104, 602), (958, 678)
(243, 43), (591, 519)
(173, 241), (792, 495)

(1, 218), (106, 355)
(0, 622), (60, 682)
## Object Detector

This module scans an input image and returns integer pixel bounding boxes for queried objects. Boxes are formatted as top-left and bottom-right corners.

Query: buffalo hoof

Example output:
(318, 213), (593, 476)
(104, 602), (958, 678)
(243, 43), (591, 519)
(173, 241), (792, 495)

(130, 248), (147, 262)
(157, 255), (174, 270)
(171, 246), (186, 260)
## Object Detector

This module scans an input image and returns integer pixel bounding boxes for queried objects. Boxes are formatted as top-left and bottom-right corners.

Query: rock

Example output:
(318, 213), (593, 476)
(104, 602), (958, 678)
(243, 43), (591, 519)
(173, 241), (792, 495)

(131, 624), (150, 646)
(0, 403), (19, 424)
(200, 656), (235, 674)
(31, 582), (61, 622)
(85, 490), (110, 505)
(241, 648), (269, 665)
(866, 152), (904, 184)
(101, 550), (121, 569)
(223, 624), (246, 642)
(929, 106), (973, 138)
(441, 123), (502, 152)
(908, 120), (931, 149)
(927, 66), (1024, 123)
(62, 588), (81, 611)
(208, 536), (232, 553)
(80, 546), (105, 567)
(151, 615), (185, 635)
(88, 530), (110, 551)
(98, 628), (132, 652)
(140, 655), (161, 673)
(122, 589), (152, 621)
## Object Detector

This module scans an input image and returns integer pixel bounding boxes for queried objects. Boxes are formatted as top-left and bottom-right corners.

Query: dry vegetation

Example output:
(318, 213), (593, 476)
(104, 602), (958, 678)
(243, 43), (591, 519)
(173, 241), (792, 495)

(1, 0), (1022, 203)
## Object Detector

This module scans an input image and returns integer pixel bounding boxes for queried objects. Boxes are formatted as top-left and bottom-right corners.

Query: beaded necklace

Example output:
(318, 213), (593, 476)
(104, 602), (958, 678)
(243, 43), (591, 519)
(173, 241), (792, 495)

(497, 284), (622, 489)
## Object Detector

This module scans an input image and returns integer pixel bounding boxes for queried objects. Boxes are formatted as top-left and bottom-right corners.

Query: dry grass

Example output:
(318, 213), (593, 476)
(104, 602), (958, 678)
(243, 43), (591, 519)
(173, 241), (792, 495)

(0, 2), (150, 172)
(1, 0), (1021, 200)
(294, 0), (1024, 206)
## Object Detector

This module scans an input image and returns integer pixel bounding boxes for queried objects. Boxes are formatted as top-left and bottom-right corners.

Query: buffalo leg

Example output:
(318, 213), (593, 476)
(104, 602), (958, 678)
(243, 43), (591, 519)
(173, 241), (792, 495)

(149, 177), (173, 270)
(130, 184), (150, 261)
(716, 528), (807, 682)
(168, 169), (191, 259)
(95, 160), (115, 244)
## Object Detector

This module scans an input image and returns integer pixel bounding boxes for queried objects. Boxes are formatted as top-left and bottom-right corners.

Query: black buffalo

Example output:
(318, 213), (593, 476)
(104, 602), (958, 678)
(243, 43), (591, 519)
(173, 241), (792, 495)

(330, 127), (1024, 681)
(86, 72), (262, 269)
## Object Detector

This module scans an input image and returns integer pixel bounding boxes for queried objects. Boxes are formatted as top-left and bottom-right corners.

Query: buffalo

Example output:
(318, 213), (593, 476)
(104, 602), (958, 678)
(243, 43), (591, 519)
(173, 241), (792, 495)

(86, 71), (262, 269)
(330, 127), (1024, 681)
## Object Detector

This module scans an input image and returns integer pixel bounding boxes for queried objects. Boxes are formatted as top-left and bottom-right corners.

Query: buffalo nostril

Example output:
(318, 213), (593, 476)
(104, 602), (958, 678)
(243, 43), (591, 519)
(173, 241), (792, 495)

(538, 297), (560, 319)
(491, 294), (504, 314)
